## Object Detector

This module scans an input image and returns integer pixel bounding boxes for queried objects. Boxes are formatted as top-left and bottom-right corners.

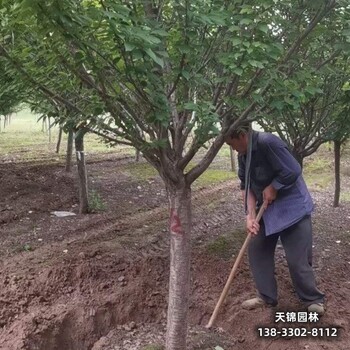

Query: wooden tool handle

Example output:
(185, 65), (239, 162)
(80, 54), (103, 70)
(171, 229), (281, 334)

(205, 204), (266, 329)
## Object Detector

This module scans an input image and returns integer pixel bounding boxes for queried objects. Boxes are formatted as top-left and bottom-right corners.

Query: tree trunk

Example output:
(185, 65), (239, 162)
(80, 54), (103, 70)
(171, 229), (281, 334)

(229, 147), (236, 172)
(48, 117), (52, 143)
(135, 148), (140, 162)
(56, 127), (63, 153)
(292, 150), (304, 169)
(65, 129), (74, 172)
(333, 140), (341, 208)
(166, 184), (192, 350)
(75, 129), (89, 214)
(42, 118), (47, 132)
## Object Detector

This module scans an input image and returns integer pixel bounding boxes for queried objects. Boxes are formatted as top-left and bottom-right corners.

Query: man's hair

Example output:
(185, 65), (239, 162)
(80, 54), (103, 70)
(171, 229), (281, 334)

(227, 122), (251, 139)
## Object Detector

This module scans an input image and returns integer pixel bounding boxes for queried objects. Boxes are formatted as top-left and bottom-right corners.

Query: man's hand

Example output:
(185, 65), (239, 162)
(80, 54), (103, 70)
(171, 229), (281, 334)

(246, 215), (260, 235)
(263, 184), (277, 207)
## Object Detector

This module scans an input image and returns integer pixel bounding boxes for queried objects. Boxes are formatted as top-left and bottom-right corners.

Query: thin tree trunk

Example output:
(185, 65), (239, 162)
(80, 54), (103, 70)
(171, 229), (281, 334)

(166, 184), (191, 350)
(292, 150), (304, 169)
(42, 118), (47, 132)
(229, 147), (236, 172)
(65, 129), (74, 172)
(3, 115), (6, 129)
(56, 127), (63, 153)
(135, 148), (140, 162)
(48, 117), (52, 143)
(333, 140), (341, 207)
(75, 129), (89, 214)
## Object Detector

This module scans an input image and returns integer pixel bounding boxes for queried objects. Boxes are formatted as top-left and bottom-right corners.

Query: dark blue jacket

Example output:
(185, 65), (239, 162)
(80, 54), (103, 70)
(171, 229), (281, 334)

(238, 131), (313, 235)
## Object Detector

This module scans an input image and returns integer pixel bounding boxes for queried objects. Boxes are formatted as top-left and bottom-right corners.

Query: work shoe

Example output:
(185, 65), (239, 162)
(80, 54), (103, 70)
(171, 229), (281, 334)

(241, 297), (265, 310)
(308, 303), (325, 316)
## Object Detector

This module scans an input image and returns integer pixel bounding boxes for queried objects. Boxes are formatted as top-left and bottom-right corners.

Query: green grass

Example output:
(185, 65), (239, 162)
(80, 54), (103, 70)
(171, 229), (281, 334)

(194, 168), (234, 187)
(303, 157), (333, 190)
(340, 192), (350, 202)
(88, 190), (107, 212)
(123, 161), (159, 181)
(0, 109), (134, 162)
(123, 160), (234, 187)
(217, 144), (232, 158)
(206, 236), (234, 259)
(206, 231), (245, 259)
(142, 345), (164, 350)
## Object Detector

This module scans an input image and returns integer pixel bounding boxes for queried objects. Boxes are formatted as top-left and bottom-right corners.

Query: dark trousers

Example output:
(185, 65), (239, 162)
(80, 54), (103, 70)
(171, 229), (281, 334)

(248, 215), (325, 306)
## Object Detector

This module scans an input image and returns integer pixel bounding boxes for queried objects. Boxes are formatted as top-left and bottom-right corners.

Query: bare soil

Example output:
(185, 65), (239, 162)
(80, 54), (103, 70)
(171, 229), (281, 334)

(0, 154), (350, 350)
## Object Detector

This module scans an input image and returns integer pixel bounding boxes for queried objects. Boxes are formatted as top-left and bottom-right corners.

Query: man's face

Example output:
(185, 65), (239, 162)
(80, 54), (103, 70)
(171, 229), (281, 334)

(226, 134), (248, 155)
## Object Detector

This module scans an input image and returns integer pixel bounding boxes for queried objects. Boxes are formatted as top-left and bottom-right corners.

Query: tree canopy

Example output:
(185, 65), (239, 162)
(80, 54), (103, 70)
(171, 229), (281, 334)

(1, 1), (348, 349)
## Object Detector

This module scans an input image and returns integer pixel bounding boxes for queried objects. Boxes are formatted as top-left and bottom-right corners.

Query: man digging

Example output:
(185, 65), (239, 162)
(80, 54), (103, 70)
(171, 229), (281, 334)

(225, 123), (325, 315)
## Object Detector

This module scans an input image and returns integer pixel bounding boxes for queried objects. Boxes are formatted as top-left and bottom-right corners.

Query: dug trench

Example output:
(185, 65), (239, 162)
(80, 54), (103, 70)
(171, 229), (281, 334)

(0, 246), (239, 350)
(1, 231), (350, 350)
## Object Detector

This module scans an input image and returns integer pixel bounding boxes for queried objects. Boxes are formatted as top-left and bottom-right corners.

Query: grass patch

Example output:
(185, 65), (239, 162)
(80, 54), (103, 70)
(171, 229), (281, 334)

(88, 190), (106, 212)
(206, 232), (245, 259)
(304, 157), (331, 174)
(0, 110), (134, 162)
(123, 161), (159, 181)
(217, 144), (232, 158)
(340, 192), (350, 202)
(207, 236), (233, 259)
(142, 345), (164, 350)
(195, 168), (234, 187)
(123, 161), (233, 186)
(303, 157), (333, 190)
(304, 173), (333, 191)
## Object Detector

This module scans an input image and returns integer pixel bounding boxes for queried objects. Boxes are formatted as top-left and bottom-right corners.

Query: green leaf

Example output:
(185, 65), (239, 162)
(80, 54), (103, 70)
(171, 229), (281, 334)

(305, 86), (323, 95)
(132, 49), (143, 60)
(145, 48), (164, 67)
(271, 100), (284, 111)
(342, 82), (350, 91)
(181, 70), (191, 80)
(257, 24), (269, 33)
(240, 5), (254, 14)
(134, 29), (161, 45)
(231, 38), (242, 46)
(124, 43), (135, 52)
(248, 60), (264, 69)
(228, 25), (240, 32)
(232, 67), (243, 76)
(240, 18), (253, 26)
(184, 102), (197, 110)
(152, 28), (168, 37)
(177, 44), (191, 54)
(74, 51), (85, 61)
(343, 29), (350, 36)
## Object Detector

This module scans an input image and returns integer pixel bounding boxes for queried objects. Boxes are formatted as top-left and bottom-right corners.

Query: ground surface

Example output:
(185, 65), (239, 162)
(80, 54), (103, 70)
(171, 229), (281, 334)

(1, 126), (350, 350)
